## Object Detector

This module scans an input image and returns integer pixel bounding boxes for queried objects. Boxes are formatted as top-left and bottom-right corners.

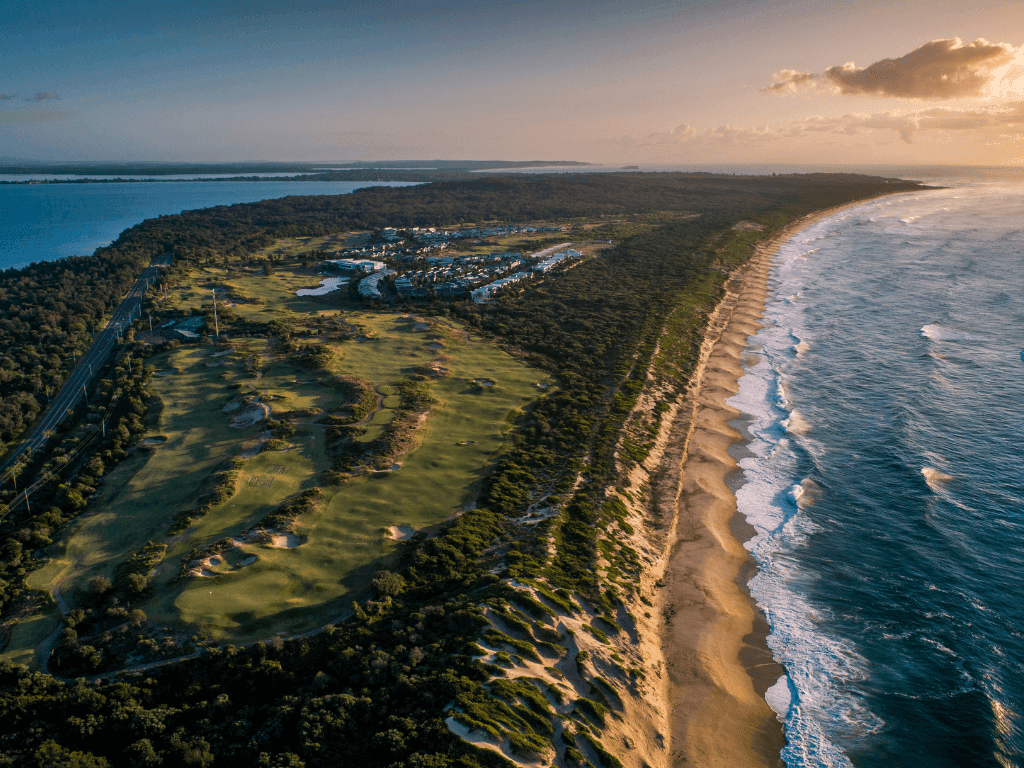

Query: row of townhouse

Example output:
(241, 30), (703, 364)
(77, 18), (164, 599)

(357, 269), (396, 300)
(533, 249), (582, 273)
(470, 271), (532, 303)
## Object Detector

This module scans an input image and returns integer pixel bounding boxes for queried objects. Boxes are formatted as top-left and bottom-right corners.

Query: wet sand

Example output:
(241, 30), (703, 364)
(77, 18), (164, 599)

(661, 202), (883, 768)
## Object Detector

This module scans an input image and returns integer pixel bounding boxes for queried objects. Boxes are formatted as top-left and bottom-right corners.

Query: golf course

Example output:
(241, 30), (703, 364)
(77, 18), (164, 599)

(5, 262), (551, 659)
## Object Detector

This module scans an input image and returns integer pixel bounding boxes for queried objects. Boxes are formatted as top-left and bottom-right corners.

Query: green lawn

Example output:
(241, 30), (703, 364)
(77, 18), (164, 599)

(16, 308), (552, 649)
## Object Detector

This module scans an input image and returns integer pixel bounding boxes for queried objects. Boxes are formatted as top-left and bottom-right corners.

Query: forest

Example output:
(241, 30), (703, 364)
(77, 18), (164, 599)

(0, 172), (926, 766)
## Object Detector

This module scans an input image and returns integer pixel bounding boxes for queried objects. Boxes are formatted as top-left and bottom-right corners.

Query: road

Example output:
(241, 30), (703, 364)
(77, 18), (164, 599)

(0, 257), (169, 477)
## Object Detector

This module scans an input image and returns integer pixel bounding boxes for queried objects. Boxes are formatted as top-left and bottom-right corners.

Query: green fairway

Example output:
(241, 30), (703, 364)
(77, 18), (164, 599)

(161, 314), (550, 640)
(0, 609), (59, 667)
(20, 307), (551, 646)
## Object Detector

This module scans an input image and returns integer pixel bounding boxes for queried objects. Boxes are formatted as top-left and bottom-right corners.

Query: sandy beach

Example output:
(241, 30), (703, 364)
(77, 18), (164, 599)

(659, 202), (883, 768)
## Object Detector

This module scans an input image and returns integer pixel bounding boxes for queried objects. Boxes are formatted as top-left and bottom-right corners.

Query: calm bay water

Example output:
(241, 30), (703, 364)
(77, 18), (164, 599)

(731, 180), (1024, 766)
(0, 180), (417, 270)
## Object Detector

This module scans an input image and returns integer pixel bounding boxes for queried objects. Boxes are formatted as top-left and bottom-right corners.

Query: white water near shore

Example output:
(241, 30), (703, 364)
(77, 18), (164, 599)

(728, 181), (1024, 766)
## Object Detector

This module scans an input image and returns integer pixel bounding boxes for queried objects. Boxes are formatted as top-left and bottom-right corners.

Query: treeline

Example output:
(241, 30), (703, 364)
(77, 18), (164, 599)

(0, 255), (147, 452)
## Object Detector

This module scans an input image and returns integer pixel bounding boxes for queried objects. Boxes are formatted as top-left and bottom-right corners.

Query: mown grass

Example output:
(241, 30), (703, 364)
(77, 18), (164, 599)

(26, 299), (550, 644)
(0, 609), (59, 666)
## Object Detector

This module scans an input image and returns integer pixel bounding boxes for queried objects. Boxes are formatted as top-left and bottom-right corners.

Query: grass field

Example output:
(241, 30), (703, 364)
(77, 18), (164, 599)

(10, 289), (551, 652)
(162, 313), (550, 640)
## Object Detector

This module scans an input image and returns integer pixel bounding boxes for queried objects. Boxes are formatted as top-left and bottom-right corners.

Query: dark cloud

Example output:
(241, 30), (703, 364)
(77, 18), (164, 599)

(0, 94), (17, 101)
(764, 38), (1016, 99)
(27, 91), (61, 102)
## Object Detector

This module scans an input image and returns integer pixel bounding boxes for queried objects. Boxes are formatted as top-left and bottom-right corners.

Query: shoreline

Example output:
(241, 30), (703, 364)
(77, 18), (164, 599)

(659, 198), (899, 768)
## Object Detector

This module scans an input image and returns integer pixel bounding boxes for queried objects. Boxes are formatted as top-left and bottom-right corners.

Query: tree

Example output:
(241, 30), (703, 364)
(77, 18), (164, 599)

(87, 576), (111, 594)
(373, 570), (405, 597)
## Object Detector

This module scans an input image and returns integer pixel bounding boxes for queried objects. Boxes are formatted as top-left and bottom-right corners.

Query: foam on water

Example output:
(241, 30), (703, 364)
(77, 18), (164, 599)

(728, 182), (1024, 766)
(921, 466), (956, 492)
(783, 410), (812, 435)
(920, 324), (986, 342)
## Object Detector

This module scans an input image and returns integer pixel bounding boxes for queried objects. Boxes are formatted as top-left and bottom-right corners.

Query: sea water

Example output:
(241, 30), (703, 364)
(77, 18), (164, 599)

(0, 180), (417, 270)
(730, 180), (1024, 766)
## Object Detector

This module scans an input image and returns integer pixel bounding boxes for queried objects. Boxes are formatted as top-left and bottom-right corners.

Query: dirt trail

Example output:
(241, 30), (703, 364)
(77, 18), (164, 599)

(37, 580), (70, 674)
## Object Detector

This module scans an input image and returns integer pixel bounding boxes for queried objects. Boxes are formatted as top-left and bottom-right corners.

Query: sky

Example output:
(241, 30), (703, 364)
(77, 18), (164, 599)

(1, 0), (1022, 166)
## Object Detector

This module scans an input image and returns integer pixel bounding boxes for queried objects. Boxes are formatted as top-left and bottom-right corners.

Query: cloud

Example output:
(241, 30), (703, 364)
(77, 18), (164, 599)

(608, 102), (1024, 149)
(764, 38), (1017, 99)
(763, 70), (820, 95)
(0, 94), (17, 101)
(27, 91), (61, 102)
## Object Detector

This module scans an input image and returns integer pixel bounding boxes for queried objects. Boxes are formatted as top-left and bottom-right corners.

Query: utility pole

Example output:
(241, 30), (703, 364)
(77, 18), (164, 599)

(213, 289), (219, 339)
(149, 313), (153, 334)
(82, 384), (88, 401)
(23, 490), (29, 515)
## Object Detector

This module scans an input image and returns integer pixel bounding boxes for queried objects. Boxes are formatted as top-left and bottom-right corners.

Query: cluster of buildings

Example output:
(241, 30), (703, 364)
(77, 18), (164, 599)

(307, 225), (584, 304)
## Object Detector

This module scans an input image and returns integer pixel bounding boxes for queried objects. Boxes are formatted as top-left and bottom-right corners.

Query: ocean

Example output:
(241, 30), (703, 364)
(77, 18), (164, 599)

(730, 179), (1024, 766)
(0, 180), (418, 271)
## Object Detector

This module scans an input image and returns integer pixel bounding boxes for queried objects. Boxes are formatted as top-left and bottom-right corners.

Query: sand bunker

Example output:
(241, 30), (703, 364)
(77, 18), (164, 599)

(388, 525), (416, 541)
(269, 532), (302, 549)
(210, 349), (233, 358)
(427, 341), (444, 349)
(238, 555), (258, 567)
(222, 400), (243, 413)
(142, 435), (167, 445)
(413, 323), (430, 332)
(473, 378), (495, 387)
(230, 402), (270, 428)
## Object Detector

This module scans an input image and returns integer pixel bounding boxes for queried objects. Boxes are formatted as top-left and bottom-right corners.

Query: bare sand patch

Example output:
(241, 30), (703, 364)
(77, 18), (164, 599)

(230, 402), (270, 428)
(269, 532), (302, 549)
(387, 525), (415, 541)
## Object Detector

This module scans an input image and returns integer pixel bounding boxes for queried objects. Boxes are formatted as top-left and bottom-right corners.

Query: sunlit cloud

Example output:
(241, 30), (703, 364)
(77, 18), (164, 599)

(764, 38), (1017, 100)
(609, 102), (1024, 149)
